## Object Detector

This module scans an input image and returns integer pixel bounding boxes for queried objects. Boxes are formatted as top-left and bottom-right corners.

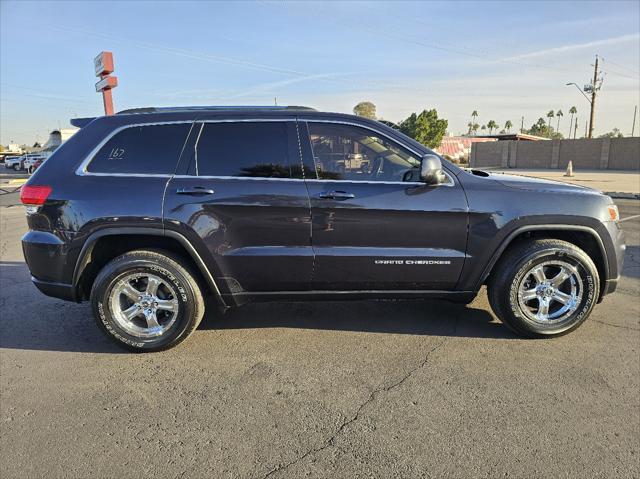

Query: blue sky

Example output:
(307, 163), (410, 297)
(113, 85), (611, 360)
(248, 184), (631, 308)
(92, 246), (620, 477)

(1, 0), (639, 144)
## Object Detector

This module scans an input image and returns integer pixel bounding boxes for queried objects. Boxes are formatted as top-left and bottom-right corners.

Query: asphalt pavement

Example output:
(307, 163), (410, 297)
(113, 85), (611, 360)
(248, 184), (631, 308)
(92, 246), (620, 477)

(1, 191), (638, 478)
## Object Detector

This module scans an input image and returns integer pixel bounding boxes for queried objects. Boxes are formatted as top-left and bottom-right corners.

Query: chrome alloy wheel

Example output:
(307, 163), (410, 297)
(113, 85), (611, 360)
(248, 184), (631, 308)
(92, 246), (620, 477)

(109, 272), (180, 338)
(517, 260), (583, 324)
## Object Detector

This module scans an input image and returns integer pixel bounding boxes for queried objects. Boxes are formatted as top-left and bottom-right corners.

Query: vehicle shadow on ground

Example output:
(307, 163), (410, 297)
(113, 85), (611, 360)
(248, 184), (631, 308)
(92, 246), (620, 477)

(0, 262), (515, 354)
(201, 297), (516, 340)
(622, 245), (639, 279)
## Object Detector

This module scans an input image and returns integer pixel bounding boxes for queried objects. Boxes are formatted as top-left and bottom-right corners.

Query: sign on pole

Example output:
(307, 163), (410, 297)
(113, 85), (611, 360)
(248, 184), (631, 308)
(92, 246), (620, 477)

(94, 51), (117, 115)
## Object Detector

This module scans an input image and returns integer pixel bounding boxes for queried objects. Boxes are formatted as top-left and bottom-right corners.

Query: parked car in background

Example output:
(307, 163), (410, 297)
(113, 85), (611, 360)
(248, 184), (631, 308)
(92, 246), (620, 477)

(27, 157), (46, 174)
(4, 156), (24, 170)
(2, 155), (20, 166)
(22, 154), (47, 172)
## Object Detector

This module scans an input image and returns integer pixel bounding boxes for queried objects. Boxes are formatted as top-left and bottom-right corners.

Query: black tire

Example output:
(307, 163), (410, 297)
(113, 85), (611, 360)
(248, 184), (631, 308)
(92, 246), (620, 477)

(488, 239), (599, 338)
(90, 249), (205, 352)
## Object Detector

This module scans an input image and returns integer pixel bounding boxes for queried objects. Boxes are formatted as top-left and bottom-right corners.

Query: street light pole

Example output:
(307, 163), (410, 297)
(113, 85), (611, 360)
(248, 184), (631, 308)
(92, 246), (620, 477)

(566, 82), (592, 104)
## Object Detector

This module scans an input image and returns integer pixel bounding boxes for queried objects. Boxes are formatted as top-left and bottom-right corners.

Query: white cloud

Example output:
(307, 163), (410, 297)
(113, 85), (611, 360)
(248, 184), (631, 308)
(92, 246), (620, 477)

(501, 33), (640, 61)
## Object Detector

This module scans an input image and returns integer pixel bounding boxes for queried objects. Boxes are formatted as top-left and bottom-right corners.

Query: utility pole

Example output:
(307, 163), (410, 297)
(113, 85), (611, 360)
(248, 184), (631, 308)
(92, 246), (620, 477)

(587, 55), (599, 138)
(584, 120), (588, 138)
(520, 116), (524, 133)
(632, 105), (637, 137)
(573, 116), (578, 139)
(566, 55), (603, 138)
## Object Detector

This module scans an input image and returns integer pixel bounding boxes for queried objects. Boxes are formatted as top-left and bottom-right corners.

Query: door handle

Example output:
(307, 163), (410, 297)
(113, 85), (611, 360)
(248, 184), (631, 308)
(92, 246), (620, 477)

(317, 190), (355, 200)
(176, 187), (215, 195)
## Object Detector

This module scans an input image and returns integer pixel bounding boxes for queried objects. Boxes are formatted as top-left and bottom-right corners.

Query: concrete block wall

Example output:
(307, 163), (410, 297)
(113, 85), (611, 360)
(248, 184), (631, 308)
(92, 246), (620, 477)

(470, 137), (640, 170)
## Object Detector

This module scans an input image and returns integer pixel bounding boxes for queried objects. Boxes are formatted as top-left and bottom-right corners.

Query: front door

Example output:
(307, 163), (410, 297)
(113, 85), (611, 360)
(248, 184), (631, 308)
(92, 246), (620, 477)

(164, 119), (312, 297)
(299, 121), (468, 291)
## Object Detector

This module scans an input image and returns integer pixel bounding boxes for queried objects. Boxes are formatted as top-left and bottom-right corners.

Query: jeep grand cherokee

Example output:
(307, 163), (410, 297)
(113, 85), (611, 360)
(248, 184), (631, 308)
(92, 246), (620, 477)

(21, 106), (625, 351)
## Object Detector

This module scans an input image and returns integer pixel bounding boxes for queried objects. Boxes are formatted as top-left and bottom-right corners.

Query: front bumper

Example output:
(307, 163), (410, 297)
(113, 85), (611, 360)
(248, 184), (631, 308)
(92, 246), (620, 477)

(599, 220), (625, 300)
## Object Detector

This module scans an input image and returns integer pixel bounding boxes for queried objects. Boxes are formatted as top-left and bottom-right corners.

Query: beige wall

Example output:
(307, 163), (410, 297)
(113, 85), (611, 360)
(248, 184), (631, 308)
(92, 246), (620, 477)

(470, 137), (640, 170)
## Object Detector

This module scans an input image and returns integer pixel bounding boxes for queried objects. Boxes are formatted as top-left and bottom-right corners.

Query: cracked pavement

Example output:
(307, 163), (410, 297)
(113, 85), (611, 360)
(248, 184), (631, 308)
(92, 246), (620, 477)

(1, 197), (639, 478)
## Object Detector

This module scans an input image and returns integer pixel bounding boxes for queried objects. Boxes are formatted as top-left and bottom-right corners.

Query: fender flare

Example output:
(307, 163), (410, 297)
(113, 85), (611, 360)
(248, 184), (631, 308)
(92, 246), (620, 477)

(477, 224), (609, 288)
(72, 227), (227, 308)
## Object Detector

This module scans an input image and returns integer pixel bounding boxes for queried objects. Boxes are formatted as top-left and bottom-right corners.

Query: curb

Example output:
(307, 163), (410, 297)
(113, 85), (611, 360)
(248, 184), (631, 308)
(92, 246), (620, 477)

(7, 179), (27, 185)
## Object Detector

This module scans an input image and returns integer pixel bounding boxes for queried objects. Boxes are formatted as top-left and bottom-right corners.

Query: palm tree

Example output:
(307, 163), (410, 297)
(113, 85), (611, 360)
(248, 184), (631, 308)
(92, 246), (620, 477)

(546, 110), (555, 137)
(505, 120), (513, 133)
(556, 109), (563, 133)
(569, 106), (577, 138)
(467, 122), (473, 135)
(486, 120), (498, 134)
(481, 124), (487, 132)
(471, 110), (478, 125)
(472, 123), (480, 135)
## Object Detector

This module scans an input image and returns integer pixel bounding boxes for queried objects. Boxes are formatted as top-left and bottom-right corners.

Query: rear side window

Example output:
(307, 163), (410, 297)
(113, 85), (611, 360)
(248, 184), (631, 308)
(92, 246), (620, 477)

(87, 123), (191, 174)
(195, 122), (295, 178)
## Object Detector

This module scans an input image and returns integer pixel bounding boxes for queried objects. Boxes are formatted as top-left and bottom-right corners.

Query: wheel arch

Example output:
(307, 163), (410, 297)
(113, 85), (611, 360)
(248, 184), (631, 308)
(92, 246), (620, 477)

(73, 227), (226, 307)
(480, 225), (608, 298)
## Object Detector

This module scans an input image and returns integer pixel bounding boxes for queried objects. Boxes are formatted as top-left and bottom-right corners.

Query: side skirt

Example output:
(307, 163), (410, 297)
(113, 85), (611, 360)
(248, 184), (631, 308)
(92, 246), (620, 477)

(223, 290), (477, 306)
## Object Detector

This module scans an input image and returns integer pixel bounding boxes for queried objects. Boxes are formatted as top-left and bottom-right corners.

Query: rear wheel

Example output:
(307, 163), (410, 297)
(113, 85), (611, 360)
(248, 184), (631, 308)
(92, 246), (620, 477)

(488, 239), (599, 337)
(91, 249), (205, 352)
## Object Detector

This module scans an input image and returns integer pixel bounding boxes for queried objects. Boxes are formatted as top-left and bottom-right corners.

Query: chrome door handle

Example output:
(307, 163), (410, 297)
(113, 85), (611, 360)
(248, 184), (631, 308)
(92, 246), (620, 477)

(176, 187), (215, 195)
(318, 191), (355, 200)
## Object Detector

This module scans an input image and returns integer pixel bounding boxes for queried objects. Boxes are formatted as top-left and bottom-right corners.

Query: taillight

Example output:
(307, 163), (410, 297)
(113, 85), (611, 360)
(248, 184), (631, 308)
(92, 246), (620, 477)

(20, 185), (52, 205)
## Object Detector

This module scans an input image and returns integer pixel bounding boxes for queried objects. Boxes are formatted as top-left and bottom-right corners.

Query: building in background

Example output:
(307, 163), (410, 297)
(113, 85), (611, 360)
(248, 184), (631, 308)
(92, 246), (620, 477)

(435, 133), (547, 163)
(435, 137), (497, 163)
(40, 128), (78, 155)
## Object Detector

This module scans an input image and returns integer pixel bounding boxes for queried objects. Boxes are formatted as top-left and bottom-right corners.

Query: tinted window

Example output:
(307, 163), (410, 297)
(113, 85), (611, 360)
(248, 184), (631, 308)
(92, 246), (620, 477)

(195, 122), (295, 178)
(88, 124), (191, 174)
(307, 123), (421, 182)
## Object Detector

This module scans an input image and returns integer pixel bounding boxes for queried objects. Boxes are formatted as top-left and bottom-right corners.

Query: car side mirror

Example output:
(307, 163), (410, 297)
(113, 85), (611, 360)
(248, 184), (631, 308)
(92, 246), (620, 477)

(420, 154), (446, 185)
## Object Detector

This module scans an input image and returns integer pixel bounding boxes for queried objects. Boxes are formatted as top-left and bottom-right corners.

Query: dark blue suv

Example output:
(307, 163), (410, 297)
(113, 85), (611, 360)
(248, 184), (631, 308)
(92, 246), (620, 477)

(21, 106), (625, 351)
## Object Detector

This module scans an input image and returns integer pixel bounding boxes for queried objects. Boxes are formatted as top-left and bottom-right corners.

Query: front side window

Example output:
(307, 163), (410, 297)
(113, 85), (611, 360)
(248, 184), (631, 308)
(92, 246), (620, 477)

(307, 123), (421, 182)
(87, 123), (191, 174)
(195, 122), (297, 178)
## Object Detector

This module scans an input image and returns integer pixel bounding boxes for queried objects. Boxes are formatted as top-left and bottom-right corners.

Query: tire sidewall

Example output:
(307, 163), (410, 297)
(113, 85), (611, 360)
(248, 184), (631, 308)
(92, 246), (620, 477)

(506, 247), (597, 335)
(92, 258), (198, 351)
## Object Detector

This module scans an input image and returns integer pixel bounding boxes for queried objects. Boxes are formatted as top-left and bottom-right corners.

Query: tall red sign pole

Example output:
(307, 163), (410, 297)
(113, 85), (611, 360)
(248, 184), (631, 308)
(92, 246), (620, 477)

(94, 52), (118, 115)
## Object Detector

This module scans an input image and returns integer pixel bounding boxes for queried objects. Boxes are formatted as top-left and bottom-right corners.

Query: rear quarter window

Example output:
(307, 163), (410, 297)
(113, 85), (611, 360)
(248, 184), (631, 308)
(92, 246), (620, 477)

(87, 123), (191, 174)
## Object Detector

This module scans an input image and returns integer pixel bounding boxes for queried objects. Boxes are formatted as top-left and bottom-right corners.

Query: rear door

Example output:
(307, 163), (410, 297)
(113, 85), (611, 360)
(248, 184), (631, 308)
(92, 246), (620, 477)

(299, 120), (469, 291)
(163, 119), (313, 296)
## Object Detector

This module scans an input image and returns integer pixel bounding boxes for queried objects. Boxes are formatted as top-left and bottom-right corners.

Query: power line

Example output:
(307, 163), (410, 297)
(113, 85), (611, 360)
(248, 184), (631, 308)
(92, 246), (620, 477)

(604, 58), (640, 75)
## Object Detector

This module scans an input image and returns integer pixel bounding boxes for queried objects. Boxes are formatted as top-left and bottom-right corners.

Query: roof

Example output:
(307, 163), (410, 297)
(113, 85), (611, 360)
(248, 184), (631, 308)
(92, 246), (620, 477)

(117, 105), (317, 115)
(71, 105), (317, 128)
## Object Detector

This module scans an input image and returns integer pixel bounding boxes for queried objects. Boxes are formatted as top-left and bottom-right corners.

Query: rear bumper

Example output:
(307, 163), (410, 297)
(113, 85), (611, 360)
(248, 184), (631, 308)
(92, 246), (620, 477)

(31, 277), (77, 302)
(22, 230), (78, 302)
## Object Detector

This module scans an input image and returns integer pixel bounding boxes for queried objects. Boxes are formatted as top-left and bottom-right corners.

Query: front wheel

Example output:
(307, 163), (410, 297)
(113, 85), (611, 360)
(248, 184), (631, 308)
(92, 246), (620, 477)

(488, 239), (599, 338)
(91, 249), (205, 352)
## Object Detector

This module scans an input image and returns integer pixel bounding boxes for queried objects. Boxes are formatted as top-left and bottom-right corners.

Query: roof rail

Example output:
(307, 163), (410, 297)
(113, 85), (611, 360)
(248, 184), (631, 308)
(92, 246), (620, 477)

(117, 105), (316, 115)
